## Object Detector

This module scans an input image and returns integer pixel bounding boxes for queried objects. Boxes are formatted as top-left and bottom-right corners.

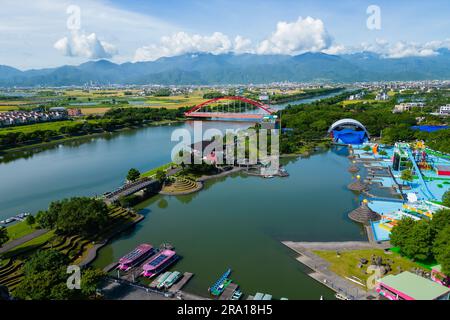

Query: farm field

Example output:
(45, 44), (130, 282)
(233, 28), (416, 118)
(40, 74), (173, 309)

(0, 120), (99, 134)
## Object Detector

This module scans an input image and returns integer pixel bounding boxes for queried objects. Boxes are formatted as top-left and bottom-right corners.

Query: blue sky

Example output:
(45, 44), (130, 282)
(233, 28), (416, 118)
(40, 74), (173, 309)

(1, 0), (450, 69)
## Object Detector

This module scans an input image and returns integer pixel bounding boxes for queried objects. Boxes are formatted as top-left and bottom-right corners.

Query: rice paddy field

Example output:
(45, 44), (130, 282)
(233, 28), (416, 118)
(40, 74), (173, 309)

(0, 120), (90, 134)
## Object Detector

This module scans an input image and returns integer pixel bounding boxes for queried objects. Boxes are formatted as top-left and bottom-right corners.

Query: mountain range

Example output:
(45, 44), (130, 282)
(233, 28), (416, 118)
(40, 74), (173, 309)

(2, 49), (450, 86)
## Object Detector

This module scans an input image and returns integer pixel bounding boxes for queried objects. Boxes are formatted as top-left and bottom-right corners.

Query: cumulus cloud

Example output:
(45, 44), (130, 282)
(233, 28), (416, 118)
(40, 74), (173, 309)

(354, 38), (441, 58)
(133, 14), (450, 62)
(233, 36), (254, 54)
(256, 16), (332, 55)
(135, 31), (233, 61)
(54, 31), (117, 59)
(134, 16), (333, 61)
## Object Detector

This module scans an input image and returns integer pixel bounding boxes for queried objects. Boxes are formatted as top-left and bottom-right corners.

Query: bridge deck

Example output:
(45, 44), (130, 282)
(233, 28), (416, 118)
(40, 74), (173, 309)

(105, 178), (159, 203)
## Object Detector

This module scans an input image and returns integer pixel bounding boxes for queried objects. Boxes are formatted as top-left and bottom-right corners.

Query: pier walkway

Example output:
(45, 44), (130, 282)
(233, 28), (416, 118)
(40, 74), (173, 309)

(169, 272), (194, 293)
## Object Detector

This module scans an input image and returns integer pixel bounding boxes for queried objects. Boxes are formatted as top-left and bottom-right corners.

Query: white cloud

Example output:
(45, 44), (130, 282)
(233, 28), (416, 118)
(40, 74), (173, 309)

(256, 16), (332, 55)
(54, 31), (117, 59)
(233, 36), (253, 54)
(134, 16), (333, 61)
(353, 38), (441, 58)
(135, 31), (234, 61)
(0, 0), (178, 69)
(387, 41), (437, 58)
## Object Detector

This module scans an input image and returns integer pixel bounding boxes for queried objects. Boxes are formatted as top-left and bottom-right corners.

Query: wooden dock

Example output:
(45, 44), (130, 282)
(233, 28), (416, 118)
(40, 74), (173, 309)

(219, 283), (238, 300)
(169, 272), (194, 293)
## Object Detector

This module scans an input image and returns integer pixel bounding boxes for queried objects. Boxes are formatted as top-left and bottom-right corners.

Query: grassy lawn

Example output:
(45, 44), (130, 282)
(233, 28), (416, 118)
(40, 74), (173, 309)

(141, 162), (175, 178)
(1, 230), (55, 259)
(313, 249), (429, 287)
(6, 221), (37, 242)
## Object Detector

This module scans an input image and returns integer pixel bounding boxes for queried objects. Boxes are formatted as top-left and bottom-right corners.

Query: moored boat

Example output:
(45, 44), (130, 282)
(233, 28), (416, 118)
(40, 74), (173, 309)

(117, 244), (155, 271)
(142, 249), (178, 278)
(209, 268), (232, 296)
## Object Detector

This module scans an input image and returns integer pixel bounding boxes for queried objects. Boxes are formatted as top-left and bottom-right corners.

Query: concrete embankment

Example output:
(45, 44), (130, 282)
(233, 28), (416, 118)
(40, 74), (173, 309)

(282, 241), (378, 300)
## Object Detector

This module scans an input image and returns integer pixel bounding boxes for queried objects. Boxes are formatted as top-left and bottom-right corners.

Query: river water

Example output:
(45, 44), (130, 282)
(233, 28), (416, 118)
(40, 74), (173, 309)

(0, 89), (365, 299)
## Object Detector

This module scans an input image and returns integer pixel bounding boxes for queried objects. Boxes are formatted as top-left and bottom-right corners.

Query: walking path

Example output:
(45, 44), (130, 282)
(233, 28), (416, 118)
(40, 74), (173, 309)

(0, 229), (48, 255)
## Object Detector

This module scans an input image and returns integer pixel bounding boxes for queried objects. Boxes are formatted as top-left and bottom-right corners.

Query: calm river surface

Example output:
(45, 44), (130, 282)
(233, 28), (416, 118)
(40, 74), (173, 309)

(0, 89), (365, 299)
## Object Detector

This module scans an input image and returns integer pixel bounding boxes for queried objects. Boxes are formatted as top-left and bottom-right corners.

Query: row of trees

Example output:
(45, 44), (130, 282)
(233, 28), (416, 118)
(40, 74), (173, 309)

(0, 107), (187, 150)
(390, 208), (450, 275)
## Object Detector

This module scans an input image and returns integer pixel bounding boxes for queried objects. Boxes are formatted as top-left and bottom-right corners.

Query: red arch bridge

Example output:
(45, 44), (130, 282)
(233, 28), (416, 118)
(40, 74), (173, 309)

(184, 96), (276, 120)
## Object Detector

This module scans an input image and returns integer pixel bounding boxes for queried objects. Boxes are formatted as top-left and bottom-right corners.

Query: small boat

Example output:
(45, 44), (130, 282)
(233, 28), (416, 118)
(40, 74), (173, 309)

(209, 268), (232, 296)
(263, 175), (274, 179)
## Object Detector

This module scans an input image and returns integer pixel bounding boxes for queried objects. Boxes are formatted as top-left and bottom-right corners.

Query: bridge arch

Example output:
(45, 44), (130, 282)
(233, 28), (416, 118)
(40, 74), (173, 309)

(184, 96), (275, 120)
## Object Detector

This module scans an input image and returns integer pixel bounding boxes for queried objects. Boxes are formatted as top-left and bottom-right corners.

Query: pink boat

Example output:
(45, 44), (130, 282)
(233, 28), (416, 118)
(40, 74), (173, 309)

(117, 244), (155, 271)
(142, 249), (178, 278)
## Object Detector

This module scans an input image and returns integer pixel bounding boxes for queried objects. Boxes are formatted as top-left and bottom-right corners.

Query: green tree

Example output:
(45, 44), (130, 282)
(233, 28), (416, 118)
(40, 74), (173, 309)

(0, 227), (9, 247)
(25, 215), (36, 228)
(126, 168), (141, 182)
(37, 197), (110, 237)
(436, 251), (450, 276)
(430, 209), (450, 234)
(400, 169), (413, 185)
(23, 250), (68, 275)
(433, 225), (450, 268)
(406, 220), (435, 261)
(390, 217), (416, 251)
(155, 170), (167, 183)
(442, 191), (450, 208)
(14, 269), (72, 300)
(80, 268), (105, 297)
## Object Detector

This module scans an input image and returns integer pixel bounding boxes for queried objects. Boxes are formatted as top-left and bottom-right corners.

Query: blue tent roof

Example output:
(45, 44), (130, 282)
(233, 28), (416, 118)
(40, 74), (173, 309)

(411, 125), (448, 133)
(333, 129), (368, 145)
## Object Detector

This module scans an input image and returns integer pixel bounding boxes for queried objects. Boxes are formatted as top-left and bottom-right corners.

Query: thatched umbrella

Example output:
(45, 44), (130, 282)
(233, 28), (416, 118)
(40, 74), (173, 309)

(349, 199), (381, 224)
(348, 175), (367, 192)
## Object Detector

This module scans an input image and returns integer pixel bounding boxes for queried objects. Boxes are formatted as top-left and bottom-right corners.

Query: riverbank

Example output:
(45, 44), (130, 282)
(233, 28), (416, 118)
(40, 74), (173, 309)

(0, 119), (182, 156)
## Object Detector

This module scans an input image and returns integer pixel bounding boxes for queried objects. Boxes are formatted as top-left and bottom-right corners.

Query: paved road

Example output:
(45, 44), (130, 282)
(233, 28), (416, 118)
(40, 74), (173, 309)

(0, 228), (48, 254)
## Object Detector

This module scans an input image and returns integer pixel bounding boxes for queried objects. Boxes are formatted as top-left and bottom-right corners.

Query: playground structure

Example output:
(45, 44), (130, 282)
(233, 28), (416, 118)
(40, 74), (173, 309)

(412, 141), (434, 171)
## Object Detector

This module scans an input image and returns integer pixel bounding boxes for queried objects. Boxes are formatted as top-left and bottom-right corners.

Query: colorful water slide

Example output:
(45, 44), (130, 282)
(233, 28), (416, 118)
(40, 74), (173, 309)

(405, 146), (436, 201)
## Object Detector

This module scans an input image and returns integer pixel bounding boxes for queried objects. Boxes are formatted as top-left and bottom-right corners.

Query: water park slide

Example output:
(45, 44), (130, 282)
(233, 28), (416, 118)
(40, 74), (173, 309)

(405, 147), (436, 201)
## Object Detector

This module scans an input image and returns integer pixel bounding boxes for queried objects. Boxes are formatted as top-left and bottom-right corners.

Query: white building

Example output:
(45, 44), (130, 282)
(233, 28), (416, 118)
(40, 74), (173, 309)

(393, 102), (425, 113)
(439, 105), (450, 115)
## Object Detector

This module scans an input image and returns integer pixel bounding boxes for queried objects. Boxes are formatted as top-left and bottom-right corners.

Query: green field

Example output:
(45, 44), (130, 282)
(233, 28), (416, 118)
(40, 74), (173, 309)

(0, 120), (97, 134)
(141, 162), (175, 178)
(6, 221), (37, 242)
